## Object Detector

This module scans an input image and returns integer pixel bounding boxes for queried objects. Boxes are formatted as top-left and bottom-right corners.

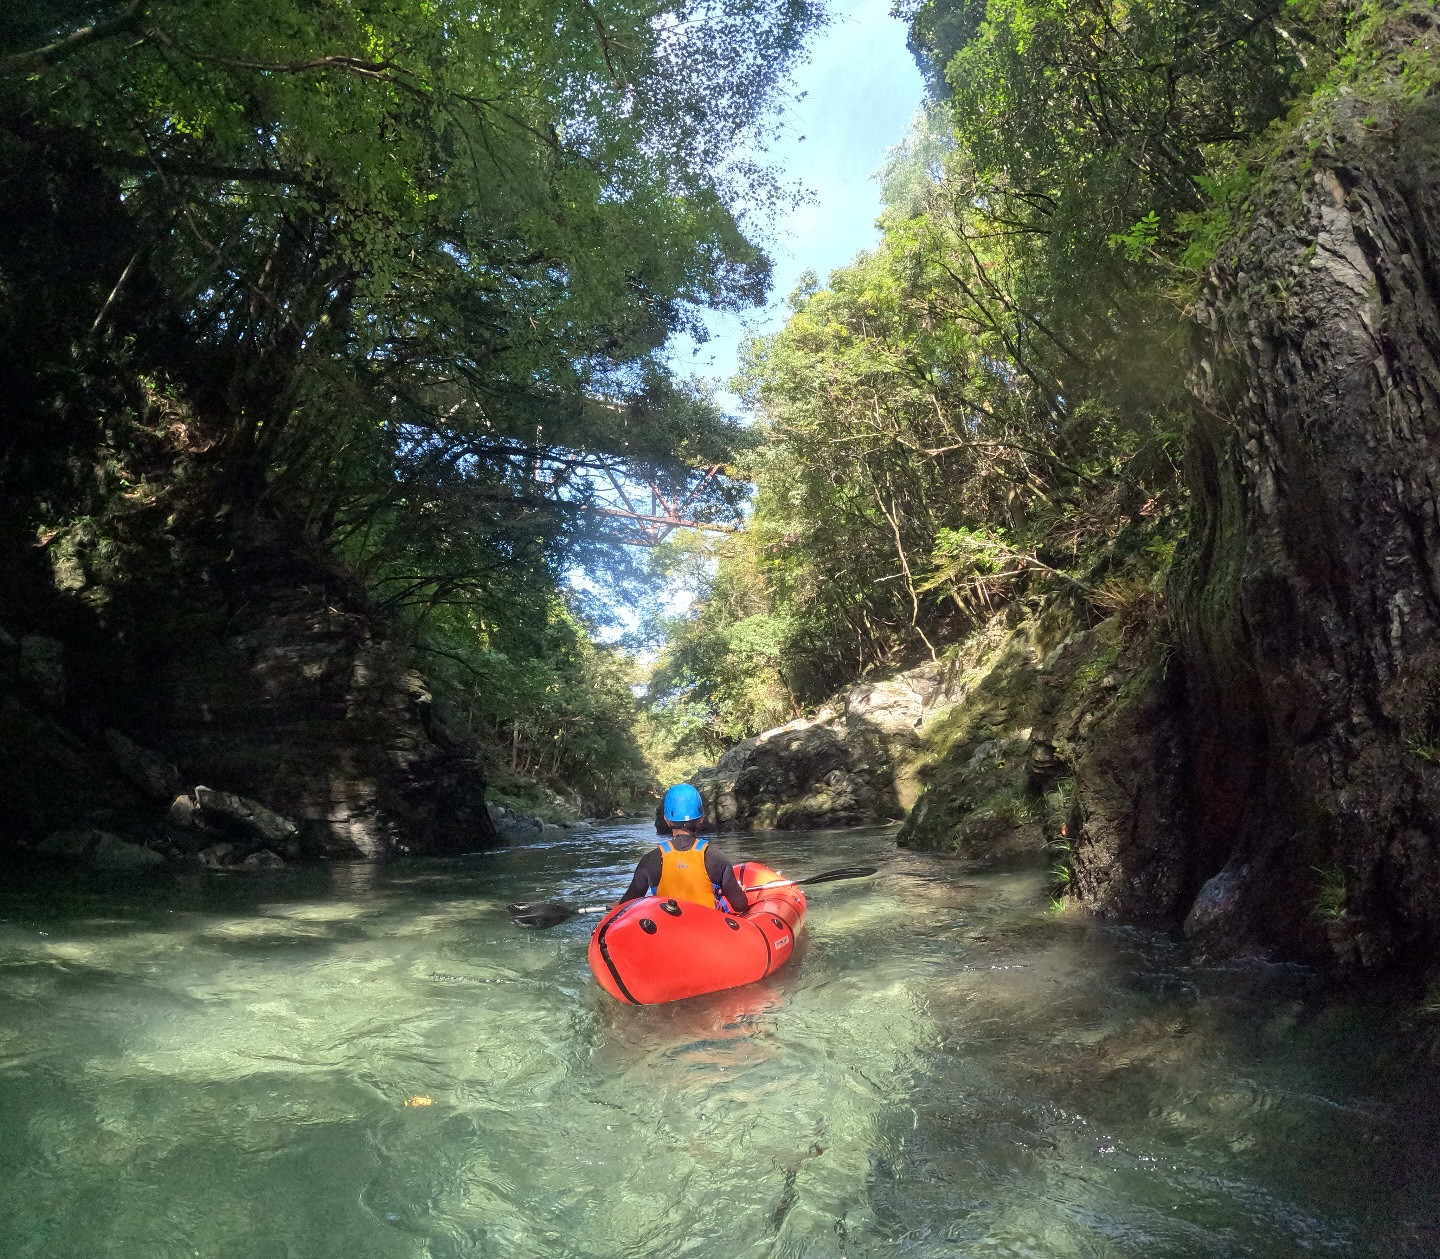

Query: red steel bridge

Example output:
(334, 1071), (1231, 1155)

(583, 461), (737, 547)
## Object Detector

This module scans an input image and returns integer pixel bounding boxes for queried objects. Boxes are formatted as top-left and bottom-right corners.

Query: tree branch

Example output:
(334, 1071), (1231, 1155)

(98, 149), (305, 185)
(4, 0), (143, 68)
(578, 0), (628, 89)
(2, 117), (306, 185)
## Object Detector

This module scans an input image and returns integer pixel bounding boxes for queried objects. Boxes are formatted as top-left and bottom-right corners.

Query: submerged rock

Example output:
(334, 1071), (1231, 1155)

(36, 828), (108, 858)
(192, 840), (285, 871)
(90, 833), (165, 870)
(36, 828), (164, 870)
(1183, 861), (1249, 944)
(197, 842), (237, 870)
(236, 848), (285, 870)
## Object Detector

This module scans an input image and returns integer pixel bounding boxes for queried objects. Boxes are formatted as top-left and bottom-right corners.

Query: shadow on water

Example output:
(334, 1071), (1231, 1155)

(0, 822), (1437, 1257)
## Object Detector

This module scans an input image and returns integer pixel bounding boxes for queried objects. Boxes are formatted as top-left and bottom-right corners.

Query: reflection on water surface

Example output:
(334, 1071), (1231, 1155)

(0, 823), (1436, 1257)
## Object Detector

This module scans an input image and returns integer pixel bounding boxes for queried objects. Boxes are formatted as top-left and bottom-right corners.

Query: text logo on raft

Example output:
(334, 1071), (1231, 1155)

(775, 937), (790, 948)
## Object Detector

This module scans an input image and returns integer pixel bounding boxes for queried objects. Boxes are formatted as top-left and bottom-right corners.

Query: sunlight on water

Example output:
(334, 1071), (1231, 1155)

(0, 823), (1437, 1257)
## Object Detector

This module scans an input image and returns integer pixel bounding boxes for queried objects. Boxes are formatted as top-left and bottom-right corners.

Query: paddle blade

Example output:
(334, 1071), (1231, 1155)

(509, 902), (576, 929)
(741, 866), (880, 894)
(509, 901), (612, 929)
(798, 865), (878, 885)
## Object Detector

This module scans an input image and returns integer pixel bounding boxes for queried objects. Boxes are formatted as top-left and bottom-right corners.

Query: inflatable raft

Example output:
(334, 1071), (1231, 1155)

(587, 861), (806, 1004)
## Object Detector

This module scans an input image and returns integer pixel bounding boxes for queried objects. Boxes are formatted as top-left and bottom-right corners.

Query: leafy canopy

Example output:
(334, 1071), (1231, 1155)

(644, 0), (1333, 755)
(1, 0), (824, 809)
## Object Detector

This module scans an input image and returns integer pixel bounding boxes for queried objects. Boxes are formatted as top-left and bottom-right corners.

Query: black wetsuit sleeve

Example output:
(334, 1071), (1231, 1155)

(705, 847), (750, 915)
(619, 849), (662, 903)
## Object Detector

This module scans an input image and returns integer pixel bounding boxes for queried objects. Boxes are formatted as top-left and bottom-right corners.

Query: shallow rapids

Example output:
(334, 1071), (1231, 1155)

(1, 823), (1437, 1257)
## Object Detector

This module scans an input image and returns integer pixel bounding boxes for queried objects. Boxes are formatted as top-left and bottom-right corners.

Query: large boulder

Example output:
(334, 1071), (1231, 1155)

(170, 785), (300, 848)
(691, 657), (967, 831)
(694, 718), (892, 831)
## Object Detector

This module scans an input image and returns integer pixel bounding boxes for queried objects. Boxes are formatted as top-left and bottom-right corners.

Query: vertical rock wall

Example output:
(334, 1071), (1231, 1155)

(1178, 8), (1440, 967)
(0, 510), (498, 862)
(141, 579), (496, 859)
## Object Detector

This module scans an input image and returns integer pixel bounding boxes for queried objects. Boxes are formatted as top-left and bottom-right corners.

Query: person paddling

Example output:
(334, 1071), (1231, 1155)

(619, 784), (749, 914)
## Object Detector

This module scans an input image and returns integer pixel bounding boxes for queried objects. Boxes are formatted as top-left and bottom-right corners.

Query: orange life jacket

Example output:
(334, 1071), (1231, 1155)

(655, 838), (719, 908)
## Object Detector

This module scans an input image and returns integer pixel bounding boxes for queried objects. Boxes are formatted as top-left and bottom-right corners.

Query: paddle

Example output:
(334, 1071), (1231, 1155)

(508, 865), (879, 929)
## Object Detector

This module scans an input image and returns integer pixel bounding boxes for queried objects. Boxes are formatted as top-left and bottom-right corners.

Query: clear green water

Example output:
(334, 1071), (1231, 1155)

(1, 823), (1437, 1258)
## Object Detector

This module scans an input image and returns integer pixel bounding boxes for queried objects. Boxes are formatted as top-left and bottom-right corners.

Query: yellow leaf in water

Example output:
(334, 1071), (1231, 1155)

(404, 1094), (433, 1108)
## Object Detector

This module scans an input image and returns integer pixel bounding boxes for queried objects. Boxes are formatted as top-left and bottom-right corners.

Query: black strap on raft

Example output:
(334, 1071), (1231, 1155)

(595, 906), (641, 1004)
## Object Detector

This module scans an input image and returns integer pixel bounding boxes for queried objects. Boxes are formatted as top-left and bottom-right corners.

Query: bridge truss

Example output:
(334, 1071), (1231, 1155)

(582, 461), (737, 547)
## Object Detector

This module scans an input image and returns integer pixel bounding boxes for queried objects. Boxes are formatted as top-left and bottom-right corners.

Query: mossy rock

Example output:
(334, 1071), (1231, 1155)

(899, 608), (1125, 861)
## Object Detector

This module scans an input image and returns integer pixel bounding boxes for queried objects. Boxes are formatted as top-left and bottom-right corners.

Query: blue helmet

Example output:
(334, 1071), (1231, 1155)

(662, 783), (704, 825)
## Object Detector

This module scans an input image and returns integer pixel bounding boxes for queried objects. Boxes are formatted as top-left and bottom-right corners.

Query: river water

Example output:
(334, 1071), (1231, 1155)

(1, 822), (1437, 1258)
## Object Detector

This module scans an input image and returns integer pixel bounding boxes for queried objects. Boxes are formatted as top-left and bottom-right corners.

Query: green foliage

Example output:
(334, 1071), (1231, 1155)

(985, 784), (1040, 825)
(1311, 864), (1348, 922)
(1047, 833), (1073, 908)
(0, 0), (821, 809)
(1044, 775), (1076, 828)
(422, 597), (654, 815)
(1178, 169), (1262, 271)
(643, 0), (1362, 746)
(1044, 776), (1077, 906)
(929, 527), (1016, 577)
(640, 531), (802, 768)
(1110, 212), (1163, 264)
(1406, 738), (1440, 764)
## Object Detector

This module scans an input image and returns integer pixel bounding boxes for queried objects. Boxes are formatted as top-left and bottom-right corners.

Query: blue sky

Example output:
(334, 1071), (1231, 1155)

(670, 0), (925, 415)
(586, 0), (924, 639)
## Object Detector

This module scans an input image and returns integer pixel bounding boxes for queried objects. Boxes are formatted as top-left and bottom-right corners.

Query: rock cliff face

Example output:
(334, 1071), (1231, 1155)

(1175, 7), (1440, 970)
(0, 515), (497, 866)
(691, 603), (1187, 893)
(136, 571), (494, 859)
(894, 603), (1190, 908)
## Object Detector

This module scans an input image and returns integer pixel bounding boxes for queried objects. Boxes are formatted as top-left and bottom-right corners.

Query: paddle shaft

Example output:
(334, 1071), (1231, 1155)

(562, 881), (794, 918)
(509, 865), (877, 927)
(537, 884), (786, 921)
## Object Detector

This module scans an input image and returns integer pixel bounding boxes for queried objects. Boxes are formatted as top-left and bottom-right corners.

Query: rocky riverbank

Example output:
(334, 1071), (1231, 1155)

(2, 615), (591, 873)
(0, 518), (500, 869)
(688, 593), (1183, 902)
